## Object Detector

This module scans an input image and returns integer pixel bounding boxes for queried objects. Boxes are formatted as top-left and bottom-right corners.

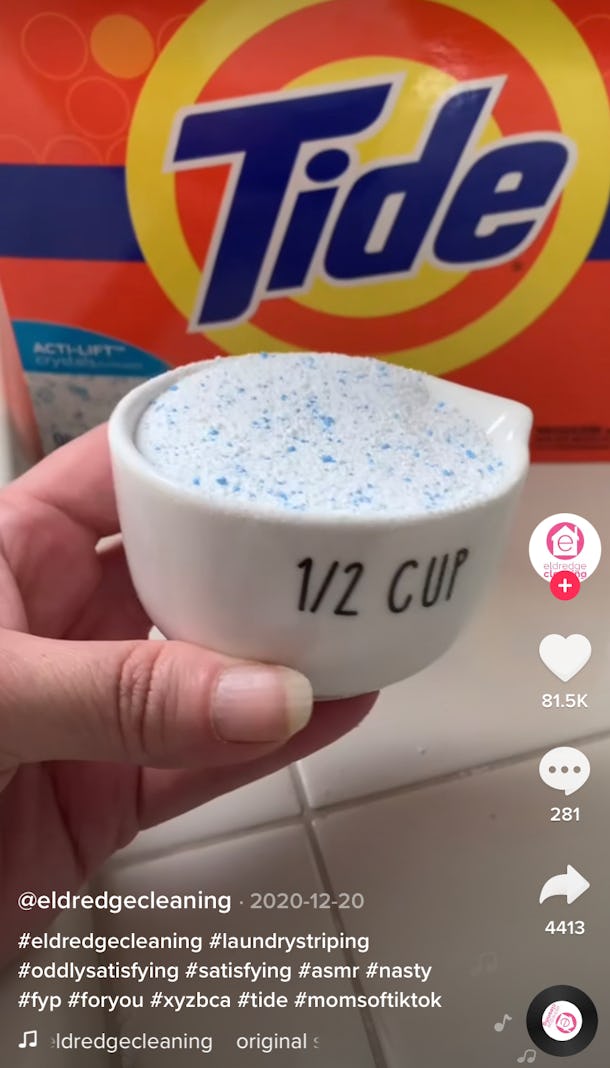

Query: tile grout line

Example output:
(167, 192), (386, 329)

(104, 724), (610, 873)
(288, 765), (391, 1068)
(87, 724), (610, 1062)
(102, 813), (307, 874)
(298, 722), (610, 819)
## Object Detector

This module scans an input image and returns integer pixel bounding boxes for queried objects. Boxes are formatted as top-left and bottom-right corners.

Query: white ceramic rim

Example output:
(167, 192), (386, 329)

(107, 356), (533, 529)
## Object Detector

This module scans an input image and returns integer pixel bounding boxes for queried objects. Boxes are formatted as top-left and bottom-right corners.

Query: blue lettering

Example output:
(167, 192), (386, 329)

(325, 87), (494, 280)
(269, 149), (352, 292)
(435, 140), (571, 265)
(169, 83), (395, 326)
(166, 77), (575, 329)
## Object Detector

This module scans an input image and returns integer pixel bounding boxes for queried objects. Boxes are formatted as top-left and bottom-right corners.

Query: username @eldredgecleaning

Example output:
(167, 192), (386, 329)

(14, 888), (442, 1056)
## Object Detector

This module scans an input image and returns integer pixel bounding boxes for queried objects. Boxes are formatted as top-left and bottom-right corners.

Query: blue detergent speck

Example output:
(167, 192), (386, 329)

(136, 352), (507, 517)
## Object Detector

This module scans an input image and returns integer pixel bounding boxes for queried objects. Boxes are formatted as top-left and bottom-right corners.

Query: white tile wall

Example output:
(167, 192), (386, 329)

(297, 464), (610, 807)
(97, 826), (377, 1067)
(110, 770), (302, 868)
(313, 735), (610, 1067)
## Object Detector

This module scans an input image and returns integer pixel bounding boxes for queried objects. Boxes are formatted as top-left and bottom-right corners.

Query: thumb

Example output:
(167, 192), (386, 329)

(0, 629), (313, 769)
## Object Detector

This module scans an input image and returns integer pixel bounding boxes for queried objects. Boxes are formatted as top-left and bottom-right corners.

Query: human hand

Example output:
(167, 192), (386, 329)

(0, 425), (377, 965)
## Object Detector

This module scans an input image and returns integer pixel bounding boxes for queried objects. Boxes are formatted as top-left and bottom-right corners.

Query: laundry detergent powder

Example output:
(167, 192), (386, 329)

(0, 1), (609, 460)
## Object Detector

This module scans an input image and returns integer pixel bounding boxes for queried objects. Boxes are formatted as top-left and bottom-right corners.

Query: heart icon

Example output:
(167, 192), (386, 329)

(539, 634), (591, 682)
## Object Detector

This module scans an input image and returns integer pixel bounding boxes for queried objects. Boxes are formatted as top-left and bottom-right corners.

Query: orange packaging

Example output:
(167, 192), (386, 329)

(1, 1), (609, 459)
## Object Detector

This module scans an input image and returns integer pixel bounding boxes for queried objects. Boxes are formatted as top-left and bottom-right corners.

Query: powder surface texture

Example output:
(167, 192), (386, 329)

(135, 352), (507, 517)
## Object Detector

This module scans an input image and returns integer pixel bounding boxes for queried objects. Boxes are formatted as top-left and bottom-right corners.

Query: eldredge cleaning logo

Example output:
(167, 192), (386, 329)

(529, 513), (601, 584)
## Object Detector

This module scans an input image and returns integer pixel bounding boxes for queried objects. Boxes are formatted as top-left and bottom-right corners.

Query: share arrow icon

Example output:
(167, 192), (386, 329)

(539, 865), (590, 905)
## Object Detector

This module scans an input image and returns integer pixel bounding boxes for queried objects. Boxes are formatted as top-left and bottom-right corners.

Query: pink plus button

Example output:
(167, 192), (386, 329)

(550, 570), (581, 601)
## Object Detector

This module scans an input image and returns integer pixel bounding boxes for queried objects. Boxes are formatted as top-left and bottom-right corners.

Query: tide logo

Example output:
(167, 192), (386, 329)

(166, 76), (574, 329)
(127, 0), (610, 373)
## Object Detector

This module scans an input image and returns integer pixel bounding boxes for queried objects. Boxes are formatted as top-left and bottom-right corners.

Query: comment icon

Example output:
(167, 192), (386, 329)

(539, 747), (590, 796)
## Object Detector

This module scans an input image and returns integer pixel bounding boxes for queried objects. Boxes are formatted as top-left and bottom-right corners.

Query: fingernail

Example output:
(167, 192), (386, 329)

(211, 665), (313, 743)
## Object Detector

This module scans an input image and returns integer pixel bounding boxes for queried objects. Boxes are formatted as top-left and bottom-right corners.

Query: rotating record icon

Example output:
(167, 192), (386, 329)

(526, 985), (597, 1056)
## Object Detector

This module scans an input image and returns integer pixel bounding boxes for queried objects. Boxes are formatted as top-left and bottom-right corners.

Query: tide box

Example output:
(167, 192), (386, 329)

(1, 0), (609, 459)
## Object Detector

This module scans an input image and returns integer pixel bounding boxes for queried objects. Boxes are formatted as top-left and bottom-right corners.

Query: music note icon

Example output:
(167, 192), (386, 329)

(494, 1014), (512, 1032)
(18, 1030), (37, 1049)
(517, 1051), (536, 1064)
(471, 951), (499, 976)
